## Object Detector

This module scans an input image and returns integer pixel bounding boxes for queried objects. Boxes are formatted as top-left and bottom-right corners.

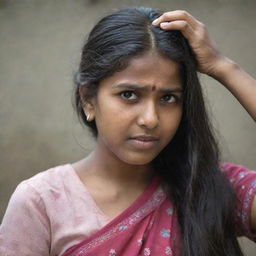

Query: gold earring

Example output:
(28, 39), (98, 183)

(86, 113), (91, 122)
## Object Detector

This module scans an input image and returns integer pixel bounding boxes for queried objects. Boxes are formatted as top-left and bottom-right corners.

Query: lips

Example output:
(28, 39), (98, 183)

(130, 136), (159, 141)
(128, 136), (159, 150)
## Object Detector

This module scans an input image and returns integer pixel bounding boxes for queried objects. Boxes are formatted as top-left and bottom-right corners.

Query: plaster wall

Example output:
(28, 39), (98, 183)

(0, 0), (255, 254)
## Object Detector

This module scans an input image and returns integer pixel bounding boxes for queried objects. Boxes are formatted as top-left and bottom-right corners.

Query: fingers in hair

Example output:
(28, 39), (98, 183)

(160, 20), (194, 39)
(152, 10), (199, 30)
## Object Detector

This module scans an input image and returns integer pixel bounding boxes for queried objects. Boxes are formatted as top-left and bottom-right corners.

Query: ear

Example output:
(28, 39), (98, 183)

(79, 86), (96, 121)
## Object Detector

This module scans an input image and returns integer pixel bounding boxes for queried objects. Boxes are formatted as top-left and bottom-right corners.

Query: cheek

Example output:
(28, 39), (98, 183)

(97, 93), (136, 120)
(95, 102), (133, 135)
(163, 108), (182, 136)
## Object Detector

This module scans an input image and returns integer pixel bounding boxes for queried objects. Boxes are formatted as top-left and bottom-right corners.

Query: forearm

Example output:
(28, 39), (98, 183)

(209, 57), (256, 121)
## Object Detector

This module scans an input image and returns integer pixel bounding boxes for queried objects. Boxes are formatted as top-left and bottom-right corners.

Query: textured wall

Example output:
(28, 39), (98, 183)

(0, 0), (255, 254)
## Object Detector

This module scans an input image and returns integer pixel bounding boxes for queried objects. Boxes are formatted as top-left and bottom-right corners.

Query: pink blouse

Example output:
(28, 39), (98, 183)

(0, 163), (255, 256)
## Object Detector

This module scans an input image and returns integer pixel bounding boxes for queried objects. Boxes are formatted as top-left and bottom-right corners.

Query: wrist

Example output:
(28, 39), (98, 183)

(208, 56), (240, 82)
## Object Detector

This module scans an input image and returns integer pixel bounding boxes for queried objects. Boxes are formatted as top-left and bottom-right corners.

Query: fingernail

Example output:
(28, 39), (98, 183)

(152, 18), (158, 25)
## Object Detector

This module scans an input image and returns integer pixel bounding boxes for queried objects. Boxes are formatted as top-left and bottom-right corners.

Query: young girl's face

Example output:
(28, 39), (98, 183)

(87, 52), (183, 166)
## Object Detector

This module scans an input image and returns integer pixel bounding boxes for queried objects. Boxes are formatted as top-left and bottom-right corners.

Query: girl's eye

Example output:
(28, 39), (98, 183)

(161, 94), (177, 103)
(120, 91), (137, 100)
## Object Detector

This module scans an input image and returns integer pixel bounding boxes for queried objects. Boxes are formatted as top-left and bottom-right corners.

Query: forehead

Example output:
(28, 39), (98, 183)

(99, 52), (182, 90)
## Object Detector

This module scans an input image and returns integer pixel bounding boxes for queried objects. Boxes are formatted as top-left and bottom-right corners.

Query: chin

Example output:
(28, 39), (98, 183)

(119, 153), (157, 166)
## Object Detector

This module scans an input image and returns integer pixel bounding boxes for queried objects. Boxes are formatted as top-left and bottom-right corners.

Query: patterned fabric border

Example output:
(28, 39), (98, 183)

(70, 187), (166, 256)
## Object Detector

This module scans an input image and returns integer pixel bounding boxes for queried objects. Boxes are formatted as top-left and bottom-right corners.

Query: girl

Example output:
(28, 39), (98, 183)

(0, 6), (256, 256)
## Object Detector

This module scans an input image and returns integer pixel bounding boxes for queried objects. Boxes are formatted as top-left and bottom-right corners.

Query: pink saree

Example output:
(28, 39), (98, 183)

(61, 176), (181, 256)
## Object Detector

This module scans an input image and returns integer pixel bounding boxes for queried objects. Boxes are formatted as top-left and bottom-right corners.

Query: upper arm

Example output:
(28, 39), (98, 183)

(221, 162), (256, 241)
(0, 181), (50, 256)
(251, 195), (256, 232)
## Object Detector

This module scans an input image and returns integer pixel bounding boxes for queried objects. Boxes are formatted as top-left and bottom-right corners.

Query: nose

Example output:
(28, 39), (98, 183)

(137, 101), (159, 130)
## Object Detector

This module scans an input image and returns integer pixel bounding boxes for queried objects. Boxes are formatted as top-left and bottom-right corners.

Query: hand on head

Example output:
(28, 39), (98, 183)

(152, 10), (225, 76)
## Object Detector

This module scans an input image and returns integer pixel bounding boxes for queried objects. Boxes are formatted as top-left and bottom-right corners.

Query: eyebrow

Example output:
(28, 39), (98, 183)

(111, 83), (183, 93)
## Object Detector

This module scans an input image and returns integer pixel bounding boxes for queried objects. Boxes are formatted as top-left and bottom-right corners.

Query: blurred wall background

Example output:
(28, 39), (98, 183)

(0, 0), (255, 254)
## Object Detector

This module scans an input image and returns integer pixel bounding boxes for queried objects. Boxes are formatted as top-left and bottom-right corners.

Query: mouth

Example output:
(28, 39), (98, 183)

(128, 136), (159, 150)
(130, 136), (159, 141)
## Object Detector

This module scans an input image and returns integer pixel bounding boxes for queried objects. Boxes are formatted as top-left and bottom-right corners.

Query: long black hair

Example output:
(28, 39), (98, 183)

(73, 6), (244, 256)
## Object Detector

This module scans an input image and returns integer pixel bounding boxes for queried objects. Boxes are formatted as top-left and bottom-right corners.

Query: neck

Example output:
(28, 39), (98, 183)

(81, 142), (154, 190)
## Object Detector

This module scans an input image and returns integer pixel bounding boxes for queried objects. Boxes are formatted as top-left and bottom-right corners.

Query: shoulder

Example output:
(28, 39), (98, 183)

(0, 164), (73, 255)
(220, 162), (256, 181)
(20, 163), (74, 195)
(7, 163), (72, 202)
(0, 163), (98, 256)
(219, 162), (256, 195)
(7, 163), (75, 214)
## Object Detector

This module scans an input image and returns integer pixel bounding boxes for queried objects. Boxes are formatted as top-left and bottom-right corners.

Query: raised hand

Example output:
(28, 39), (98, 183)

(152, 10), (225, 77)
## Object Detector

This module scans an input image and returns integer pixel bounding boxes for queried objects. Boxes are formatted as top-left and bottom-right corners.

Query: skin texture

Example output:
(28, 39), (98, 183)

(90, 52), (183, 167)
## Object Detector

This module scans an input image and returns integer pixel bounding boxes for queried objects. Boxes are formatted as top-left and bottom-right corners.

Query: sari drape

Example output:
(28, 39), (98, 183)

(61, 176), (181, 256)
